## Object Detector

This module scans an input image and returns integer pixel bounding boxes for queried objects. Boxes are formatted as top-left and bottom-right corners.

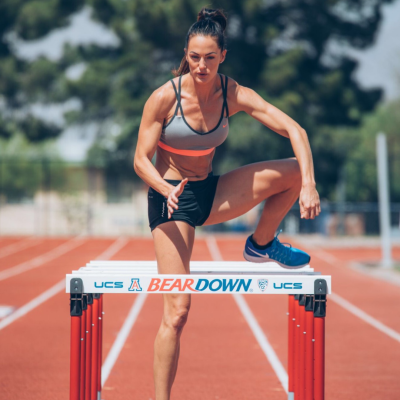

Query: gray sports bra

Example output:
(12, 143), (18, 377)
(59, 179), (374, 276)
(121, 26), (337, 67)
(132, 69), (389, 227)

(158, 74), (229, 156)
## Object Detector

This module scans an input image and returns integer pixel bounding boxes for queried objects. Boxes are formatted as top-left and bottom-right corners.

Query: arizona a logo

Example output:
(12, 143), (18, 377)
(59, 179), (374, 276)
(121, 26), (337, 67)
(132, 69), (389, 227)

(128, 278), (142, 292)
(258, 279), (268, 292)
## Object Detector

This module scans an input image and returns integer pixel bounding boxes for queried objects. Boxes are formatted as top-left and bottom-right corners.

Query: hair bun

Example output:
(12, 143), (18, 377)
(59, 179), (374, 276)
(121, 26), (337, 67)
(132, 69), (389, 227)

(197, 7), (227, 31)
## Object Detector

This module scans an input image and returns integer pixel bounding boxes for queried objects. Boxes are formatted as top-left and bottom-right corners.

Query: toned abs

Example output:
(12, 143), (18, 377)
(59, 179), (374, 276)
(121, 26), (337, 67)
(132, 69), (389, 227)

(155, 146), (215, 181)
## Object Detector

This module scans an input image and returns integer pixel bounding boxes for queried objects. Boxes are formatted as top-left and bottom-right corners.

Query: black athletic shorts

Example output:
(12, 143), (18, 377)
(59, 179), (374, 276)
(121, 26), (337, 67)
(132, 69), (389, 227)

(148, 172), (220, 231)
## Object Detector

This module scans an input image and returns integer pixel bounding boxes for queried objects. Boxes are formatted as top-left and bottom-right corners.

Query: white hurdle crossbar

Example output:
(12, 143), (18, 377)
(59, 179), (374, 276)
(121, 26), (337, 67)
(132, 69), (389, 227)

(67, 260), (331, 400)
(67, 260), (330, 294)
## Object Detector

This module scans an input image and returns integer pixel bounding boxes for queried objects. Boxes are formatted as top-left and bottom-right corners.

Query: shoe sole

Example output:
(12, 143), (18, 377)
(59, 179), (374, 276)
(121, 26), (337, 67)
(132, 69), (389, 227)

(243, 250), (309, 269)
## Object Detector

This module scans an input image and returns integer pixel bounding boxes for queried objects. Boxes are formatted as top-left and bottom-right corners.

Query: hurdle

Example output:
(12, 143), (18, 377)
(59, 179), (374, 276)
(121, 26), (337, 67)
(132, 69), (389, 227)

(67, 261), (331, 400)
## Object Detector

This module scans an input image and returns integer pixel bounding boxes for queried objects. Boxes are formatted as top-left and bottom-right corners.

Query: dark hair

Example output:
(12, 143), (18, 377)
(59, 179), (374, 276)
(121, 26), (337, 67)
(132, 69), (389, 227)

(172, 7), (227, 77)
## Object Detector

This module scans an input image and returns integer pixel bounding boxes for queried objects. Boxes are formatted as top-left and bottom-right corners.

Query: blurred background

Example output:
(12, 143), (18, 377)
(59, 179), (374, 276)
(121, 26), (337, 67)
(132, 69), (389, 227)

(0, 0), (399, 238)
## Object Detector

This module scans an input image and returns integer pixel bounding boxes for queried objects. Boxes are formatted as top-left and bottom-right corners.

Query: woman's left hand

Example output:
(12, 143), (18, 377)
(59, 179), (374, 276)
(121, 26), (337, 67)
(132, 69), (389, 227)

(299, 183), (321, 219)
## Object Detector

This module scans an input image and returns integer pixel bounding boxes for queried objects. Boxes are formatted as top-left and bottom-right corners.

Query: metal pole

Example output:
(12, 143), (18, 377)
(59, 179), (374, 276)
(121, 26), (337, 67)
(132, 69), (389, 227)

(376, 132), (392, 268)
(86, 167), (95, 236)
(336, 166), (346, 236)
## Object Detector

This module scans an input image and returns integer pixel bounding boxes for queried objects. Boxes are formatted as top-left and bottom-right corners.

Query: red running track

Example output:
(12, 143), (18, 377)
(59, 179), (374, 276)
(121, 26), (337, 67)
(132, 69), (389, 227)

(0, 236), (399, 399)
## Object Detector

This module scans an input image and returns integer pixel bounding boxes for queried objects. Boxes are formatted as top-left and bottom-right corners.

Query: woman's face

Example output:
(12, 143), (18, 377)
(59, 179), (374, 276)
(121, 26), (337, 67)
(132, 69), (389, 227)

(185, 35), (227, 83)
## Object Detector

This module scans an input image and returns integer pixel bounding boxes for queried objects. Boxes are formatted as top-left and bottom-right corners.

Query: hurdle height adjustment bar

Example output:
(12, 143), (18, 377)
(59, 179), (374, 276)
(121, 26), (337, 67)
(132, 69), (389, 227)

(288, 279), (327, 400)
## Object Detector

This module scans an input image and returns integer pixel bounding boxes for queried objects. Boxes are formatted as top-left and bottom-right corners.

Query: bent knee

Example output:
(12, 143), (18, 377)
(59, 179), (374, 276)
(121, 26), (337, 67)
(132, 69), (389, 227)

(288, 157), (301, 177)
(279, 158), (301, 193)
(163, 306), (190, 331)
(163, 294), (191, 331)
(288, 158), (301, 187)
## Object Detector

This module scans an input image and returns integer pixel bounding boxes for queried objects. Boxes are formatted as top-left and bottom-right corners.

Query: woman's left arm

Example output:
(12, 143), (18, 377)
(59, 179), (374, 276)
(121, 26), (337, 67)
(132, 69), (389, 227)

(232, 83), (321, 220)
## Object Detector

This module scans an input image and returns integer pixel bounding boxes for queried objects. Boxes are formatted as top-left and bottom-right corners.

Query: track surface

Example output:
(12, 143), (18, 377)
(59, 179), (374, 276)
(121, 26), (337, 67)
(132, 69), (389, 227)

(0, 235), (399, 399)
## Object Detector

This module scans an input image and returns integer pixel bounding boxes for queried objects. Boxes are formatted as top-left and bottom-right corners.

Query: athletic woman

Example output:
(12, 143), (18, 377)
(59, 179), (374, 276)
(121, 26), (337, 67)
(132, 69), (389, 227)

(134, 7), (321, 399)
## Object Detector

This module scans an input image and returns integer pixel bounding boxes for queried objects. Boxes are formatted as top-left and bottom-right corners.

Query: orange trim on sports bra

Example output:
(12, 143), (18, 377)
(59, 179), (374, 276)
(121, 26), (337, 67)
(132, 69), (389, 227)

(158, 141), (215, 156)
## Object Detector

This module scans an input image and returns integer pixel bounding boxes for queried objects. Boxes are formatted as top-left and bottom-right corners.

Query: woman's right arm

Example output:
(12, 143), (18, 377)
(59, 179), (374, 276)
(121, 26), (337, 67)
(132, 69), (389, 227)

(134, 86), (187, 218)
(134, 87), (173, 197)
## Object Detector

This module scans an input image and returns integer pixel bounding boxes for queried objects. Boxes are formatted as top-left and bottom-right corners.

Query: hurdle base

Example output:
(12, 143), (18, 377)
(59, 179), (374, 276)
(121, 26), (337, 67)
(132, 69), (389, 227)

(288, 392), (294, 400)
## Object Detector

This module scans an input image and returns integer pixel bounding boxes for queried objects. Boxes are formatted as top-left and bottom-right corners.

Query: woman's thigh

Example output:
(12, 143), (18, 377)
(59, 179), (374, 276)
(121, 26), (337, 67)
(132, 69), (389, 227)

(152, 220), (195, 312)
(152, 220), (195, 274)
(203, 157), (300, 226)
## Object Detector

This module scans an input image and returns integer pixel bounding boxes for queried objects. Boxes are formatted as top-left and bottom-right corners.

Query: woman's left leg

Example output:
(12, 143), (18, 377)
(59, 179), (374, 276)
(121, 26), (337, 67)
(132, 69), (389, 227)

(203, 157), (302, 245)
(152, 221), (194, 400)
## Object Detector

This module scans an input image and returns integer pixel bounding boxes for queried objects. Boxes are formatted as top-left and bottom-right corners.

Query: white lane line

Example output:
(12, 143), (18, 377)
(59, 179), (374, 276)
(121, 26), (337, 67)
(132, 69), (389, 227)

(0, 238), (41, 259)
(311, 250), (400, 343)
(91, 237), (148, 387)
(232, 293), (288, 393)
(0, 280), (65, 331)
(330, 293), (400, 344)
(314, 247), (400, 286)
(95, 237), (129, 261)
(0, 238), (127, 331)
(101, 293), (148, 386)
(312, 249), (339, 265)
(0, 237), (30, 252)
(205, 236), (223, 261)
(206, 236), (288, 394)
(0, 305), (15, 319)
(0, 237), (85, 281)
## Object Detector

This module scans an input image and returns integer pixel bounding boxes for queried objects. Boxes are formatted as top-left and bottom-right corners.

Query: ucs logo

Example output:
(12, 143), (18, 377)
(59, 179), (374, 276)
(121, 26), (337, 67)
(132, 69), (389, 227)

(273, 282), (303, 289)
(94, 281), (123, 289)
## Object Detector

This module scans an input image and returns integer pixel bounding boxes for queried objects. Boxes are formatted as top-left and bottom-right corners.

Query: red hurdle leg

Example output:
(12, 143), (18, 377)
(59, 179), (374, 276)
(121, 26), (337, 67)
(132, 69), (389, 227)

(97, 294), (103, 400)
(314, 279), (327, 400)
(299, 295), (306, 400)
(288, 295), (295, 400)
(314, 316), (325, 400)
(70, 316), (81, 400)
(70, 279), (83, 400)
(305, 295), (314, 400)
(80, 306), (86, 400)
(85, 294), (93, 400)
(91, 294), (100, 400)
(294, 295), (300, 396)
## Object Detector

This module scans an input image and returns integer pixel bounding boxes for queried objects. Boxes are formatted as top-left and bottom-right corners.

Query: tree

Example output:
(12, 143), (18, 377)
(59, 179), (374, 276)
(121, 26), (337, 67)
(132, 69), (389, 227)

(0, 133), (66, 201)
(79, 0), (395, 199)
(342, 99), (400, 202)
(0, 0), (396, 200)
(0, 0), (84, 141)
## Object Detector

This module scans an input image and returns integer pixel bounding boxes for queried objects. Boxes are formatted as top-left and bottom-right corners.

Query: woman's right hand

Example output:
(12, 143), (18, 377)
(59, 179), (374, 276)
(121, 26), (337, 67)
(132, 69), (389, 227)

(167, 178), (188, 219)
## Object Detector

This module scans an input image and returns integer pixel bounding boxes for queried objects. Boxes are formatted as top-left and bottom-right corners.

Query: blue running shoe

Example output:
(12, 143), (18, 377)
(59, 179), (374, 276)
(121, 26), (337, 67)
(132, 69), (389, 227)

(243, 230), (310, 269)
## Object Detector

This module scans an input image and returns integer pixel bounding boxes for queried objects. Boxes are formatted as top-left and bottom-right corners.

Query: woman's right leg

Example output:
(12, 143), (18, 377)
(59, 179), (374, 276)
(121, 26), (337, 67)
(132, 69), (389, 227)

(152, 220), (195, 400)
